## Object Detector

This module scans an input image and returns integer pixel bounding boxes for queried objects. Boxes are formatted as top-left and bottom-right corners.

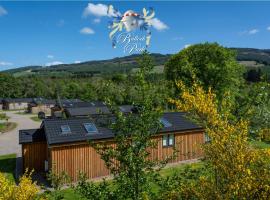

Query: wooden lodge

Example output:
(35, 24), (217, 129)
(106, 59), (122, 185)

(19, 112), (205, 181)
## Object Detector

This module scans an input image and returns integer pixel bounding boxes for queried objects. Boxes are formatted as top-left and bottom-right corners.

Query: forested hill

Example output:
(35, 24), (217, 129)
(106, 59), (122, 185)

(2, 48), (270, 77)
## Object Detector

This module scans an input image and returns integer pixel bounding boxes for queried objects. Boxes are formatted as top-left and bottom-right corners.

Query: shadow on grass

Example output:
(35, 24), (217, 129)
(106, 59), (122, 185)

(0, 154), (16, 182)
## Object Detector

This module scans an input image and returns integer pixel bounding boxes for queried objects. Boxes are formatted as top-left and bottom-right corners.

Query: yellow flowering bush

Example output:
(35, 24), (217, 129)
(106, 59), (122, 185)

(0, 170), (39, 200)
(0, 172), (13, 200)
(169, 81), (270, 199)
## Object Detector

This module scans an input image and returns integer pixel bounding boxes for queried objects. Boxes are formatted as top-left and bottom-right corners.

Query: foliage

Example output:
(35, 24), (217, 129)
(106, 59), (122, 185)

(0, 170), (39, 200)
(47, 170), (71, 191)
(165, 43), (244, 99)
(75, 172), (114, 200)
(46, 170), (71, 200)
(234, 82), (270, 139)
(169, 81), (270, 199)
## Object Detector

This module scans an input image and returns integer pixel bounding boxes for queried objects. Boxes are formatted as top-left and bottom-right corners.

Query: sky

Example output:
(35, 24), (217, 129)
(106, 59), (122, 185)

(0, 1), (270, 70)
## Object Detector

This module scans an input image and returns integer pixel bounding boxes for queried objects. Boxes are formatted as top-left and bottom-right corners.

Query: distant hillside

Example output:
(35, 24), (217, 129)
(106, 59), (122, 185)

(2, 48), (270, 77)
(3, 53), (171, 77)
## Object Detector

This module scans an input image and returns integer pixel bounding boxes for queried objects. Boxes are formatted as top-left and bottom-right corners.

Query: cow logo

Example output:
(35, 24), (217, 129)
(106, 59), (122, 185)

(107, 5), (155, 54)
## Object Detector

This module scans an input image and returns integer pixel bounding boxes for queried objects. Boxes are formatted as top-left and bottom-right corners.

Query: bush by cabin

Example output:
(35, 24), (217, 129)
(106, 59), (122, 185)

(19, 112), (205, 182)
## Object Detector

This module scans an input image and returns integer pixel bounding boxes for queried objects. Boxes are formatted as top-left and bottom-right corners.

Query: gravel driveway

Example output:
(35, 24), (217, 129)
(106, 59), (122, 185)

(0, 111), (41, 156)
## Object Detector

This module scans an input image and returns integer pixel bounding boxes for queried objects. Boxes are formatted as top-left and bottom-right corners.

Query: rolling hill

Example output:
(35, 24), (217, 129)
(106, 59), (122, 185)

(2, 48), (270, 77)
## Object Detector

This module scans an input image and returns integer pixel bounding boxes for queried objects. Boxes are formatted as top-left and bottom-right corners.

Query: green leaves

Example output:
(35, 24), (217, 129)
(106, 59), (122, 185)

(165, 43), (244, 100)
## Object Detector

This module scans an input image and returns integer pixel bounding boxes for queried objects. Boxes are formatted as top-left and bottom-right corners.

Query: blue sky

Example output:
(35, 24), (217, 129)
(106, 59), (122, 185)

(0, 1), (270, 70)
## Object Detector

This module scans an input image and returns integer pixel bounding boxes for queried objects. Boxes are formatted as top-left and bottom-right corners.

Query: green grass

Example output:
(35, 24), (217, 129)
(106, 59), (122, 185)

(0, 122), (17, 133)
(249, 140), (270, 149)
(30, 116), (41, 122)
(0, 154), (16, 182)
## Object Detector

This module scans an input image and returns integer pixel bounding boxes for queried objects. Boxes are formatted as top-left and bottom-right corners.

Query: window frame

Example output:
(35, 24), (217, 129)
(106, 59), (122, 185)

(162, 134), (175, 147)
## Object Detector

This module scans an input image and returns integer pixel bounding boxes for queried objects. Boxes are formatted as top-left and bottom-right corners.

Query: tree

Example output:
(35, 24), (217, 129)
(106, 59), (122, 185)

(165, 43), (244, 99)
(76, 52), (175, 200)
(169, 81), (270, 199)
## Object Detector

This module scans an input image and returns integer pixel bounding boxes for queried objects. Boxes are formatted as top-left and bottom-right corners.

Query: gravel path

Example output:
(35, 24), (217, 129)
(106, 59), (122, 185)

(0, 111), (41, 156)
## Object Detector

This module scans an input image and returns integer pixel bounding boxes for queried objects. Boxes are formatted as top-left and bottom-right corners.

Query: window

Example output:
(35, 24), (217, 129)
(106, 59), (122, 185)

(162, 134), (175, 147)
(60, 125), (71, 134)
(83, 123), (98, 134)
(160, 118), (172, 128)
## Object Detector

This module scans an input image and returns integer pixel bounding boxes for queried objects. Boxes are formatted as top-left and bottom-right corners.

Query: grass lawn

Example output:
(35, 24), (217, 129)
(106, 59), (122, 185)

(249, 140), (270, 149)
(0, 154), (16, 182)
(0, 122), (17, 133)
(30, 116), (41, 122)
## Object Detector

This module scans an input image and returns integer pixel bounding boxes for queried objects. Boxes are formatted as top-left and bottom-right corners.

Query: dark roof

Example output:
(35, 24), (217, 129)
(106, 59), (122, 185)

(65, 106), (111, 117)
(159, 112), (201, 133)
(56, 101), (106, 108)
(32, 98), (56, 105)
(19, 129), (46, 144)
(42, 118), (114, 145)
(3, 98), (33, 103)
(56, 99), (83, 108)
(19, 112), (201, 146)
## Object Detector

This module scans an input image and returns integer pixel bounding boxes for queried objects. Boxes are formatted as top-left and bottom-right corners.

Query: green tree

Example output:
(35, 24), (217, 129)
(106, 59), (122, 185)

(76, 52), (175, 200)
(165, 42), (244, 99)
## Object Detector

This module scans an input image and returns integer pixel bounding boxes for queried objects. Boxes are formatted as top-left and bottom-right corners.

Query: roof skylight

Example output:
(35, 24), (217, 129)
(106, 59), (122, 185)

(60, 125), (71, 134)
(83, 123), (98, 134)
(160, 118), (172, 128)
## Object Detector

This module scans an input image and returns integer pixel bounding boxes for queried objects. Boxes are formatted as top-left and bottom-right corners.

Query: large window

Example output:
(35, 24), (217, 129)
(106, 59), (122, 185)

(162, 134), (175, 147)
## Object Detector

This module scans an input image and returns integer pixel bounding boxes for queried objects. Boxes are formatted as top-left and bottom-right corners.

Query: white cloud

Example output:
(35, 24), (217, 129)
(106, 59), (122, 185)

(93, 18), (101, 24)
(0, 61), (12, 66)
(74, 61), (81, 64)
(184, 44), (191, 49)
(150, 18), (168, 31)
(45, 61), (63, 66)
(240, 29), (259, 35)
(47, 55), (54, 59)
(83, 3), (108, 17)
(83, 3), (119, 18)
(80, 27), (95, 35)
(0, 6), (7, 16)
(267, 27), (270, 31)
(248, 29), (259, 35)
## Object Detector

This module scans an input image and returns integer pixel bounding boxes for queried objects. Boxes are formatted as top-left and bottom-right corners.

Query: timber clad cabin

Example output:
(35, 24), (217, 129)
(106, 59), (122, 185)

(19, 112), (205, 181)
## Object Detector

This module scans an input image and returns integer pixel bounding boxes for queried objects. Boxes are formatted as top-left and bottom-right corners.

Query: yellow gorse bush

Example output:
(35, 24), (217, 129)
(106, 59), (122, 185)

(0, 170), (39, 200)
(169, 81), (270, 199)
